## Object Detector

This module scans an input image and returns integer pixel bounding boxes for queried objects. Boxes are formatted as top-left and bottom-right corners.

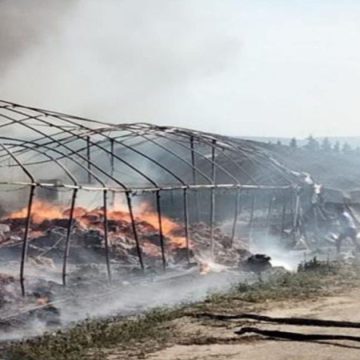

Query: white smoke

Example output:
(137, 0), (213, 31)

(0, 0), (242, 126)
(0, 265), (254, 341)
(0, 0), (77, 74)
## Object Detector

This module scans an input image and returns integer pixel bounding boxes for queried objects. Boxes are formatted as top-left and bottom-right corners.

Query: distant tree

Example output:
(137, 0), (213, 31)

(290, 137), (297, 149)
(333, 141), (340, 153)
(321, 137), (332, 152)
(342, 142), (352, 153)
(304, 135), (319, 152)
(276, 140), (282, 146)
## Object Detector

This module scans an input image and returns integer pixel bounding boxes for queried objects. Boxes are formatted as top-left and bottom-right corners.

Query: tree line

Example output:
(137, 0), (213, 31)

(274, 136), (360, 154)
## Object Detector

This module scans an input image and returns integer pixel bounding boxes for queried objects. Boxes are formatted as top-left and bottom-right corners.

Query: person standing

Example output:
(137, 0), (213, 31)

(336, 205), (359, 253)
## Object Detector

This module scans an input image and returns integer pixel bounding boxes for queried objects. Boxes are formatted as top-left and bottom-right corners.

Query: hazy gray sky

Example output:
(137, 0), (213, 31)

(1, 0), (360, 137)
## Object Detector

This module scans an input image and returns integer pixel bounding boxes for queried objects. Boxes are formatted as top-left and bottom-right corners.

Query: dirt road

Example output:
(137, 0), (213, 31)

(146, 289), (360, 360)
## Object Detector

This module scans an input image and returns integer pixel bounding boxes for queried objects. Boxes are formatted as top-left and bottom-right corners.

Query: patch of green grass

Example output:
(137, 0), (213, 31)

(6, 308), (182, 360)
(199, 270), (324, 309)
(195, 261), (358, 311)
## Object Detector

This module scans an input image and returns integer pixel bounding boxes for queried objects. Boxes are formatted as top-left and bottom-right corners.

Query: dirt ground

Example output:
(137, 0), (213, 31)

(139, 289), (360, 360)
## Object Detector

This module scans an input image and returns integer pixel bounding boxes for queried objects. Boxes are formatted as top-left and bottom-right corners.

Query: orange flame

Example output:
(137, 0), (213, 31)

(136, 204), (187, 248)
(8, 201), (64, 224)
(5, 200), (188, 250)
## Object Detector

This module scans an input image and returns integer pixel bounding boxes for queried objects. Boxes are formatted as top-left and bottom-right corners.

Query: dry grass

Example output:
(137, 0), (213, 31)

(5, 260), (360, 360)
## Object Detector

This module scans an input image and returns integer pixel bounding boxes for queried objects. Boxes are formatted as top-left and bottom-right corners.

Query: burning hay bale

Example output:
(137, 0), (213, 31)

(0, 201), (250, 272)
(189, 222), (250, 266)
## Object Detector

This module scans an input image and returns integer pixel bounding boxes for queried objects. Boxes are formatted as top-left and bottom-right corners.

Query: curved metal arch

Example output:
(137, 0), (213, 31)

(1, 101), (193, 188)
(111, 125), (283, 187)
(6, 116), (244, 187)
(0, 110), (129, 189)
(0, 100), (302, 190)
(171, 128), (290, 186)
(167, 125), (298, 185)
(112, 131), (213, 184)
(1, 109), (242, 189)
(0, 138), (79, 186)
(218, 136), (300, 185)
(161, 129), (257, 185)
(4, 107), (160, 188)
(134, 128), (242, 185)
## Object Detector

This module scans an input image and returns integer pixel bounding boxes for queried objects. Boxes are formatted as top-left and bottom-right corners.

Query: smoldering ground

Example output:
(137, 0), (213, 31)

(0, 262), (254, 341)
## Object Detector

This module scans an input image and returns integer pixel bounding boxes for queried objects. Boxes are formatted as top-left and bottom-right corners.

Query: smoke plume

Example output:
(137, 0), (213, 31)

(0, 0), (242, 125)
(0, 1), (77, 74)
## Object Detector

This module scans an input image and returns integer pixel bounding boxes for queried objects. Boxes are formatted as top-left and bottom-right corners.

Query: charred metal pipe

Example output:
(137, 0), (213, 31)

(190, 136), (200, 222)
(20, 185), (35, 296)
(62, 188), (78, 286)
(183, 188), (190, 262)
(156, 190), (166, 270)
(292, 189), (301, 241)
(280, 192), (288, 238)
(110, 138), (115, 177)
(86, 135), (92, 184)
(109, 140), (116, 206)
(248, 191), (256, 242)
(125, 192), (144, 271)
(210, 139), (216, 258)
(103, 190), (112, 282)
(265, 193), (274, 235)
(293, 190), (300, 229)
(231, 189), (241, 247)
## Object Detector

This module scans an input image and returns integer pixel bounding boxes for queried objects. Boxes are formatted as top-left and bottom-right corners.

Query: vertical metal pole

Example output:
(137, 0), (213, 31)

(62, 188), (78, 286)
(289, 190), (295, 224)
(156, 190), (166, 270)
(293, 190), (300, 228)
(313, 204), (319, 241)
(265, 193), (274, 235)
(210, 139), (216, 258)
(280, 192), (288, 239)
(190, 136), (200, 222)
(103, 190), (112, 282)
(292, 189), (301, 241)
(238, 194), (243, 215)
(110, 138), (115, 177)
(183, 188), (190, 262)
(125, 192), (144, 270)
(248, 191), (256, 243)
(86, 136), (92, 184)
(231, 188), (241, 247)
(110, 140), (115, 207)
(20, 184), (35, 296)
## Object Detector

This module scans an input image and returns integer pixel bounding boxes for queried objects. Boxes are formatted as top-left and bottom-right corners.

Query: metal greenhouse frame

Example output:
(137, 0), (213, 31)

(0, 100), (305, 294)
